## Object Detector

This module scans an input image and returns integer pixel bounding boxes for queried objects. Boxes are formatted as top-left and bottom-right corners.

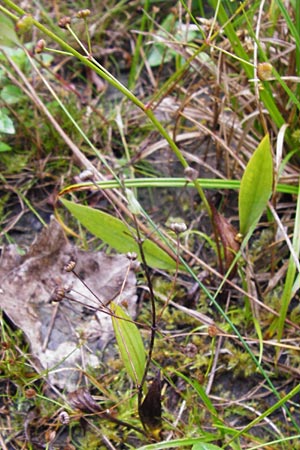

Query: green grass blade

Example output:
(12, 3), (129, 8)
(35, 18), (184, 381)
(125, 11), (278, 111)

(227, 382), (300, 445)
(192, 445), (222, 450)
(275, 0), (300, 57)
(239, 134), (273, 235)
(209, 0), (285, 128)
(174, 370), (220, 422)
(127, 0), (150, 90)
(60, 178), (298, 195)
(277, 179), (300, 343)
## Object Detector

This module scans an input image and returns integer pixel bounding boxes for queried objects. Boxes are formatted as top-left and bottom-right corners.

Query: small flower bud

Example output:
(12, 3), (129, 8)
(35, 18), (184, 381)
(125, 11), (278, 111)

(234, 232), (243, 243)
(169, 222), (187, 234)
(49, 286), (66, 303)
(16, 15), (33, 33)
(58, 16), (71, 29)
(257, 62), (273, 81)
(79, 169), (94, 181)
(25, 388), (36, 399)
(184, 166), (199, 181)
(76, 9), (91, 19)
(208, 325), (218, 337)
(59, 411), (70, 424)
(64, 260), (76, 272)
(35, 39), (46, 54)
(127, 252), (138, 261)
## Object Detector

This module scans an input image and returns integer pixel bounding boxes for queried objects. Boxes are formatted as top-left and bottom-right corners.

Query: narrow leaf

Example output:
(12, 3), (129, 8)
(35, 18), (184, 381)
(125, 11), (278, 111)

(192, 445), (223, 450)
(137, 436), (221, 450)
(60, 198), (177, 270)
(239, 134), (273, 235)
(111, 302), (146, 385)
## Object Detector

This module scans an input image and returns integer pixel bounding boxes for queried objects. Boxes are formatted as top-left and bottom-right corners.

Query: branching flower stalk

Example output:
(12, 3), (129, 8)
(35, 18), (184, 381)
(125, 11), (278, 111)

(132, 214), (157, 417)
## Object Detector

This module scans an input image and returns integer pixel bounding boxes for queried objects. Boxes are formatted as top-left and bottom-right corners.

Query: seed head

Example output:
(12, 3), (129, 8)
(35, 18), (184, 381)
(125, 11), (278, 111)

(79, 169), (94, 181)
(76, 9), (91, 19)
(208, 325), (218, 337)
(257, 62), (273, 81)
(49, 286), (66, 303)
(169, 222), (187, 234)
(59, 411), (70, 424)
(35, 39), (46, 54)
(64, 260), (76, 272)
(16, 15), (33, 33)
(25, 388), (36, 399)
(58, 16), (71, 29)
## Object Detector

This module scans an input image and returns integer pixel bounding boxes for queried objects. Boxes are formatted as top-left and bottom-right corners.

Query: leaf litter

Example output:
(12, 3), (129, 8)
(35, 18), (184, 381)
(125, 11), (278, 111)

(0, 217), (137, 391)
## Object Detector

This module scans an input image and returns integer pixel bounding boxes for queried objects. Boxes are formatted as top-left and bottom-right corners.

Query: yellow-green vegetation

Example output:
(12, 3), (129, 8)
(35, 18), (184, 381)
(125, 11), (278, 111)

(0, 1), (300, 449)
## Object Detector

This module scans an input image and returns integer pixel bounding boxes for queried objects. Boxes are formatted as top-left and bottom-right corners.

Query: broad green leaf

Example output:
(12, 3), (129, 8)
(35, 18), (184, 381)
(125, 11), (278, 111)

(147, 14), (198, 67)
(111, 302), (146, 385)
(0, 109), (15, 134)
(147, 42), (173, 68)
(1, 85), (23, 104)
(147, 13), (176, 67)
(0, 47), (27, 69)
(60, 198), (177, 270)
(0, 13), (20, 47)
(239, 134), (273, 235)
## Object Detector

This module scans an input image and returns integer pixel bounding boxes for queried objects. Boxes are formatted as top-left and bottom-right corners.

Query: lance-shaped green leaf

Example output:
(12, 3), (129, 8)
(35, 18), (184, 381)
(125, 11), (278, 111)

(60, 198), (177, 270)
(239, 134), (273, 236)
(111, 302), (146, 386)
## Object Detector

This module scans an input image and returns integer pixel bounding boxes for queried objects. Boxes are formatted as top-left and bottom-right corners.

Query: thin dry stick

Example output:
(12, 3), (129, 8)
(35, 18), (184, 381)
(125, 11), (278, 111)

(0, 434), (9, 450)
(42, 302), (59, 351)
(268, 202), (300, 273)
(157, 230), (181, 321)
(166, 399), (186, 441)
(132, 216), (157, 415)
(180, 244), (300, 331)
(206, 291), (231, 395)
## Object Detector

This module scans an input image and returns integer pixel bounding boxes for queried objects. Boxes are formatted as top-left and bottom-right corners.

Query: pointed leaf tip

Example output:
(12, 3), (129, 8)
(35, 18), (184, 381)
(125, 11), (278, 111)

(239, 134), (273, 236)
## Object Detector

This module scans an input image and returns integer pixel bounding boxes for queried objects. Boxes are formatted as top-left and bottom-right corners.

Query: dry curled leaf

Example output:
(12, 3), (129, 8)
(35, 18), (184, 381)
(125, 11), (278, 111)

(210, 203), (240, 277)
(139, 371), (162, 439)
(67, 387), (101, 413)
